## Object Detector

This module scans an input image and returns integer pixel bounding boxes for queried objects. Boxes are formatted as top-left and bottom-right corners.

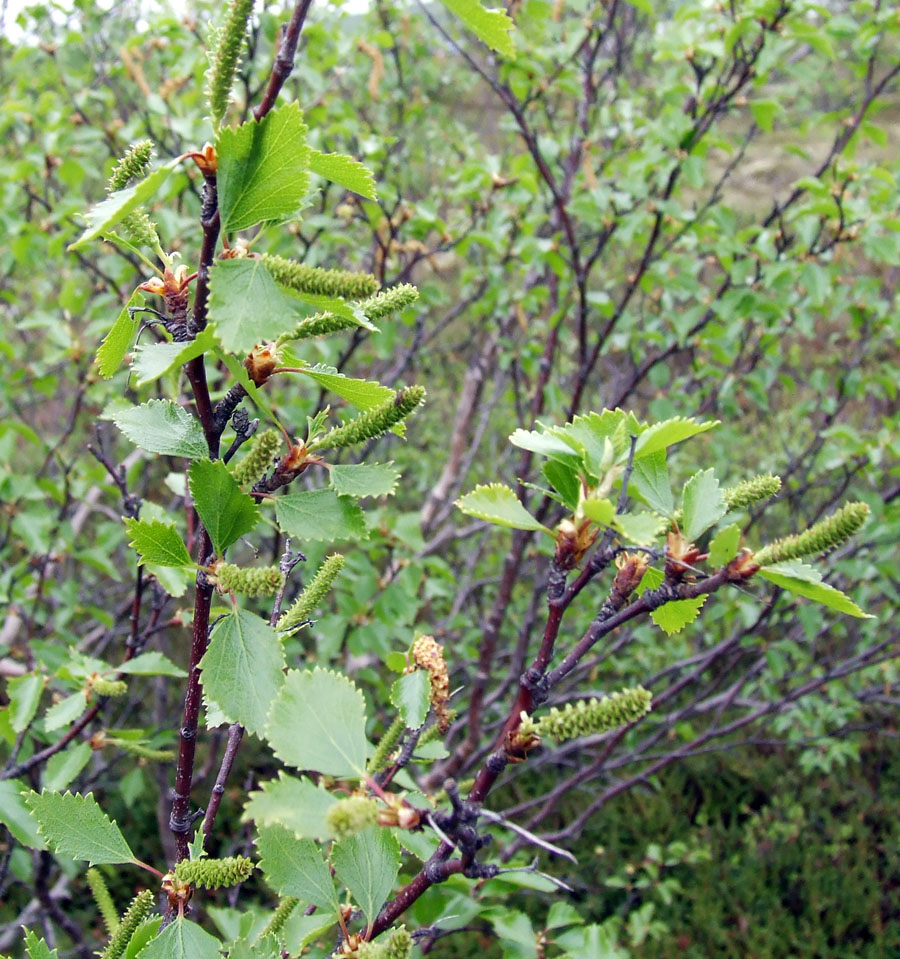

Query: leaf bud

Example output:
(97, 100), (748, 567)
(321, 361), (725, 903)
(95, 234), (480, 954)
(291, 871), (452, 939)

(611, 552), (649, 603)
(244, 342), (280, 386)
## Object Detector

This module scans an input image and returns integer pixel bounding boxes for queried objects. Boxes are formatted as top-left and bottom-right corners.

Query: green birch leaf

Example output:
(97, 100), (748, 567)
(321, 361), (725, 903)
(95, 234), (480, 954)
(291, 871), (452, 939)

(124, 518), (192, 568)
(613, 512), (666, 546)
(256, 825), (340, 911)
(332, 827), (401, 929)
(243, 772), (337, 840)
(636, 565), (665, 595)
(131, 329), (216, 386)
(208, 257), (308, 353)
(681, 469), (726, 541)
(8, 673), (44, 733)
(390, 670), (431, 729)
(635, 417), (718, 459)
(509, 428), (582, 465)
(298, 367), (394, 411)
(123, 919), (162, 959)
(631, 451), (674, 517)
(708, 523), (742, 568)
(96, 289), (142, 378)
(541, 459), (581, 510)
(437, 0), (516, 57)
(0, 780), (46, 849)
(265, 668), (367, 777)
(115, 651), (188, 677)
(42, 742), (92, 792)
(23, 929), (58, 959)
(43, 691), (88, 732)
(651, 596), (707, 635)
(217, 102), (311, 232)
(758, 562), (871, 618)
(111, 400), (209, 459)
(24, 791), (135, 865)
(199, 609), (285, 737)
(581, 497), (615, 527)
(275, 489), (367, 542)
(189, 459), (260, 555)
(67, 159), (179, 250)
(308, 149), (377, 200)
(135, 917), (221, 959)
(329, 463), (400, 498)
(456, 484), (549, 533)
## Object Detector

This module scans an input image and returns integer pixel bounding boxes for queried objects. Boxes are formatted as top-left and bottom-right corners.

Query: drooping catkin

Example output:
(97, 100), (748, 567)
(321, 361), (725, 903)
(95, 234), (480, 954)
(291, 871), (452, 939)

(262, 253), (379, 299)
(206, 0), (254, 126)
(231, 428), (280, 487)
(307, 386), (425, 452)
(755, 501), (870, 566)
(277, 554), (345, 631)
(99, 890), (154, 959)
(87, 868), (118, 937)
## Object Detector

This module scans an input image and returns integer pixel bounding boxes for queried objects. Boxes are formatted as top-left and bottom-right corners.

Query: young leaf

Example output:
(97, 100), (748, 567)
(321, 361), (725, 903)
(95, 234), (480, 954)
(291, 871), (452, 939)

(581, 497), (615, 527)
(8, 673), (44, 733)
(275, 489), (367, 542)
(68, 160), (179, 250)
(256, 825), (340, 911)
(24, 929), (58, 959)
(125, 518), (193, 568)
(200, 610), (285, 737)
(631, 451), (674, 517)
(0, 780), (46, 849)
(42, 742), (92, 792)
(112, 400), (209, 459)
(650, 596), (708, 635)
(634, 416), (718, 459)
(43, 691), (89, 732)
(757, 562), (871, 618)
(509, 428), (582, 464)
(297, 367), (394, 411)
(437, 0), (516, 57)
(681, 469), (726, 541)
(390, 670), (431, 729)
(332, 827), (401, 929)
(130, 329), (216, 386)
(308, 149), (377, 200)
(96, 289), (142, 378)
(265, 668), (368, 778)
(134, 917), (221, 959)
(612, 511), (666, 546)
(708, 523), (741, 568)
(25, 791), (135, 865)
(329, 463), (400, 498)
(243, 772), (337, 840)
(456, 484), (549, 533)
(188, 459), (260, 555)
(542, 459), (581, 510)
(217, 102), (311, 232)
(115, 651), (188, 678)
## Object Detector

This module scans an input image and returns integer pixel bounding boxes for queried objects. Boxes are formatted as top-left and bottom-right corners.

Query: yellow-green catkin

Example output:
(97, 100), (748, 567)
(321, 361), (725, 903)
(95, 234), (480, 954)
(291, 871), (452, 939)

(105, 738), (174, 762)
(521, 686), (652, 744)
(367, 714), (405, 774)
(282, 283), (420, 341)
(385, 926), (413, 959)
(723, 474), (782, 512)
(262, 896), (299, 937)
(262, 253), (379, 299)
(358, 942), (389, 959)
(277, 554), (345, 631)
(212, 563), (285, 597)
(308, 386), (425, 453)
(325, 795), (379, 839)
(100, 890), (154, 959)
(206, 0), (254, 126)
(174, 855), (254, 890)
(87, 868), (118, 937)
(755, 501), (870, 566)
(107, 141), (159, 248)
(91, 677), (128, 698)
(231, 428), (280, 487)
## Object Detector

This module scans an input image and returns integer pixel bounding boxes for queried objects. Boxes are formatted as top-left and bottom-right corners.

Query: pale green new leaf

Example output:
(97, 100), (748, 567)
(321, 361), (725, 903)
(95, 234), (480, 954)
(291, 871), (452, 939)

(265, 668), (368, 777)
(581, 497), (615, 527)
(96, 289), (142, 378)
(613, 512), (666, 546)
(456, 484), (549, 533)
(131, 329), (216, 386)
(390, 670), (431, 729)
(217, 102), (310, 232)
(24, 929), (58, 959)
(651, 596), (707, 635)
(24, 791), (135, 865)
(275, 489), (367, 542)
(125, 518), (192, 568)
(681, 469), (726, 541)
(43, 691), (88, 732)
(758, 562), (871, 618)
(8, 673), (44, 733)
(199, 609), (285, 737)
(631, 451), (674, 517)
(189, 459), (260, 555)
(112, 400), (209, 459)
(635, 417), (718, 459)
(242, 772), (337, 840)
(135, 917), (221, 959)
(509, 428), (583, 464)
(256, 825), (340, 911)
(115, 651), (187, 677)
(68, 160), (179, 250)
(42, 743), (92, 792)
(332, 827), (401, 929)
(329, 463), (400, 498)
(123, 919), (162, 959)
(708, 523), (742, 568)
(438, 0), (516, 57)
(0, 781), (46, 849)
(308, 149), (377, 199)
(298, 367), (394, 410)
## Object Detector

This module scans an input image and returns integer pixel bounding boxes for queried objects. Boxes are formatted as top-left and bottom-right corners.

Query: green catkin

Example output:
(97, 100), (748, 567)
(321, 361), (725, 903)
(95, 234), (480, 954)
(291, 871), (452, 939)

(206, 0), (254, 125)
(231, 428), (280, 487)
(417, 712), (455, 746)
(358, 942), (389, 959)
(281, 283), (420, 342)
(367, 714), (405, 774)
(307, 386), (425, 452)
(100, 890), (154, 959)
(87, 868), (118, 937)
(107, 141), (159, 249)
(262, 253), (379, 299)
(262, 896), (299, 937)
(723, 474), (782, 512)
(521, 686), (652, 744)
(755, 501), (870, 566)
(91, 677), (128, 697)
(325, 795), (379, 839)
(385, 926), (413, 959)
(104, 739), (174, 762)
(277, 554), (345, 631)
(173, 855), (254, 890)
(213, 563), (285, 597)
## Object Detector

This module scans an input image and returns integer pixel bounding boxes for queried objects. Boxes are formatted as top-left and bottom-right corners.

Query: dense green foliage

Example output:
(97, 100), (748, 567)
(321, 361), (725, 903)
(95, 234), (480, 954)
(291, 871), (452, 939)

(1, 0), (898, 956)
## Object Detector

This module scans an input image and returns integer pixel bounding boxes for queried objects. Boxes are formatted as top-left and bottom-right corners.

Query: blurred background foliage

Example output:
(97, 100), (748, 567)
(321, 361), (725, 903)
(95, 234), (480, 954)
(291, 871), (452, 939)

(1, 0), (899, 954)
